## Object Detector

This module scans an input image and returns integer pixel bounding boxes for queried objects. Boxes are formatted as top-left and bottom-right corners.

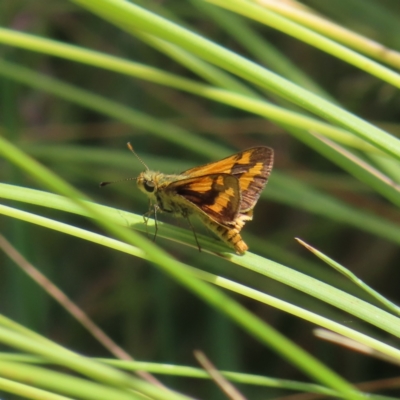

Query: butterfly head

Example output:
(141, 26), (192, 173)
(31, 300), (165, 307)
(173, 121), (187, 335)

(136, 170), (158, 198)
(100, 142), (156, 193)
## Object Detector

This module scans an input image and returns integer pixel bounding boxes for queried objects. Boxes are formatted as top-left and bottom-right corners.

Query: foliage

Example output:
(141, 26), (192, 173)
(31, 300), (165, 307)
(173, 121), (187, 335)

(0, 0), (400, 399)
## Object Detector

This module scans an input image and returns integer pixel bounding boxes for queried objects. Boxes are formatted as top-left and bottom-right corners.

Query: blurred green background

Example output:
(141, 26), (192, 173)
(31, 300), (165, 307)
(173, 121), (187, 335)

(1, 0), (400, 398)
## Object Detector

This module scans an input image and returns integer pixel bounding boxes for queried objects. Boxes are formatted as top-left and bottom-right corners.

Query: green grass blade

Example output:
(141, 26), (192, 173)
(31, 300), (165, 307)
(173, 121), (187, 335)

(0, 135), (365, 399)
(70, 0), (400, 159)
(296, 238), (400, 316)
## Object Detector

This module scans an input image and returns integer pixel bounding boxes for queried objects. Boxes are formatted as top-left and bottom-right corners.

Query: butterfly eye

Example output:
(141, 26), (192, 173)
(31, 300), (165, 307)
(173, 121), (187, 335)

(144, 180), (155, 193)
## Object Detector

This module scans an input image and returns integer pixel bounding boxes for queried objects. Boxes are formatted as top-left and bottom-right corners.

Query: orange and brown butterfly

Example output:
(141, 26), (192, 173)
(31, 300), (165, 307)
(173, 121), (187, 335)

(101, 144), (274, 254)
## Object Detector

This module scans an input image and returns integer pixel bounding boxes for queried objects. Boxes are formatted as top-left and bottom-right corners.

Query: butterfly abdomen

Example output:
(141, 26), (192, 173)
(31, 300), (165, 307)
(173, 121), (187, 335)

(207, 221), (248, 255)
(217, 225), (248, 255)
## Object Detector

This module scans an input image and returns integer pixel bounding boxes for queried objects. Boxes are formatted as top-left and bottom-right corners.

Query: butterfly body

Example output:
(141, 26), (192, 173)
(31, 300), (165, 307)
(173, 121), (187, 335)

(136, 146), (274, 254)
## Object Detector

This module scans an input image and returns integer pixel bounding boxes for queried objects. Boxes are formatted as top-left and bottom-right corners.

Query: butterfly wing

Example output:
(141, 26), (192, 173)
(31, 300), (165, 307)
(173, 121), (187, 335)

(167, 173), (241, 225)
(182, 147), (274, 212)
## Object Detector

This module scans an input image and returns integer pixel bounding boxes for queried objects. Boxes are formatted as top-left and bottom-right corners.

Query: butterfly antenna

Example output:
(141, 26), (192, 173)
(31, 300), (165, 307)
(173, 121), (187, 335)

(100, 143), (149, 187)
(99, 177), (137, 187)
(127, 142), (149, 171)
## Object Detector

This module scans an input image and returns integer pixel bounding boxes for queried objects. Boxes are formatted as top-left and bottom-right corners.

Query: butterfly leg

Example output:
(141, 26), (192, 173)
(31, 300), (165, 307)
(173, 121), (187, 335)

(152, 204), (160, 242)
(186, 215), (201, 252)
(142, 201), (153, 237)
(142, 201), (159, 241)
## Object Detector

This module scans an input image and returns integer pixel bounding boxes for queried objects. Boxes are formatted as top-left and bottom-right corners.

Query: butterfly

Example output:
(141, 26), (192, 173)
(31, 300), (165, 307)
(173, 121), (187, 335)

(101, 144), (274, 254)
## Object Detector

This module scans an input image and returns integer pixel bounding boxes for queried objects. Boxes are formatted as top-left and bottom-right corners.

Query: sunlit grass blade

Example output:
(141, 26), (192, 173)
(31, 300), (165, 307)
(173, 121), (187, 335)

(296, 238), (400, 316)
(2, 188), (400, 348)
(0, 359), (161, 400)
(288, 129), (400, 207)
(0, 57), (377, 156)
(0, 135), (365, 399)
(191, 0), (336, 101)
(70, 0), (400, 159)
(1, 200), (400, 365)
(253, 0), (400, 69)
(0, 375), (74, 400)
(314, 329), (400, 367)
(207, 0), (400, 89)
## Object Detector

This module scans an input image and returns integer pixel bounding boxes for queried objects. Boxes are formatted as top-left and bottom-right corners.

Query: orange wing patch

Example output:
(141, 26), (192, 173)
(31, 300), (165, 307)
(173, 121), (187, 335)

(182, 148), (272, 211)
(231, 148), (273, 212)
(181, 147), (273, 214)
(168, 174), (240, 224)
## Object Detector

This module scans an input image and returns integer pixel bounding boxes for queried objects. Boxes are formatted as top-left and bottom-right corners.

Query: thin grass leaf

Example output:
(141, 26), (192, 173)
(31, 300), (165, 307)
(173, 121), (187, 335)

(296, 238), (400, 316)
(70, 0), (400, 159)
